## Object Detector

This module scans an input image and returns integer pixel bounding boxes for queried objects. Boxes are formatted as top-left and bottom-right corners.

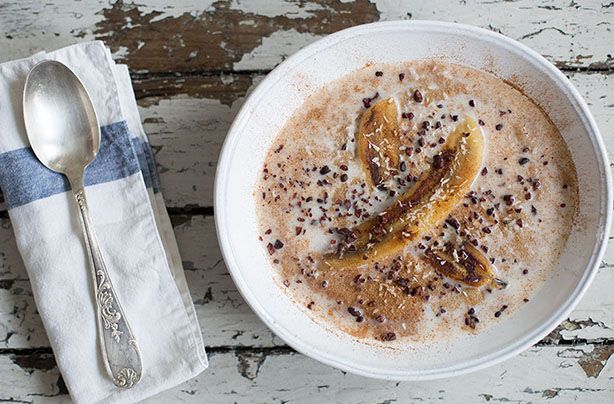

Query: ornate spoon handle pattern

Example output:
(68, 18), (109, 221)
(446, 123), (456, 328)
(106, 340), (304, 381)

(74, 183), (142, 388)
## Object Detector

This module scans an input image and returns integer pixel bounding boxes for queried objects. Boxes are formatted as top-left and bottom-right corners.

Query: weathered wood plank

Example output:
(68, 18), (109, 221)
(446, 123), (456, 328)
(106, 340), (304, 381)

(0, 1), (612, 400)
(1, 215), (613, 349)
(137, 71), (614, 208)
(0, 0), (612, 72)
(2, 71), (611, 210)
(0, 215), (282, 349)
(0, 344), (612, 403)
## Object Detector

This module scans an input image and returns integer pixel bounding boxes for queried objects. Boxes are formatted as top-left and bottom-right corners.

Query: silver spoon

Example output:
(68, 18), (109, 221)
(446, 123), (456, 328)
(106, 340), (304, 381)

(23, 60), (142, 388)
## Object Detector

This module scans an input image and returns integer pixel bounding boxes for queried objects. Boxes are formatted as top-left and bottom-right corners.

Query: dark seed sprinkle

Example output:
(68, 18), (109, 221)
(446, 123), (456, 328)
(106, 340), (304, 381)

(495, 124), (503, 131)
(375, 71), (383, 77)
(401, 112), (414, 120)
(340, 174), (348, 182)
(445, 217), (460, 230)
(481, 167), (488, 176)
(468, 99), (475, 107)
(274, 240), (284, 249)
(413, 89), (423, 103)
(362, 92), (379, 108)
(518, 157), (530, 165)
(399, 72), (405, 81)
(319, 165), (331, 175)
(381, 332), (396, 341)
(347, 307), (361, 317)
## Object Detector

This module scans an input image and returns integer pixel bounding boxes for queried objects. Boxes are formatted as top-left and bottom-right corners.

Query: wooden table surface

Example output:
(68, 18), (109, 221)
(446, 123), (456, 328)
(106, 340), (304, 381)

(0, 1), (613, 402)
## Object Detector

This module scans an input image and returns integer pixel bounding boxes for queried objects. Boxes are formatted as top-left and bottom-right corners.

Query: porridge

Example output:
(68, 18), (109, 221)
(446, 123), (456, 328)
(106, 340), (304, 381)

(256, 60), (578, 342)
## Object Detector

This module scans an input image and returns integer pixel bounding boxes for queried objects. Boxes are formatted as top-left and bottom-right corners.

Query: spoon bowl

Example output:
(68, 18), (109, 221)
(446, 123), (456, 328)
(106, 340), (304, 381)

(23, 60), (100, 179)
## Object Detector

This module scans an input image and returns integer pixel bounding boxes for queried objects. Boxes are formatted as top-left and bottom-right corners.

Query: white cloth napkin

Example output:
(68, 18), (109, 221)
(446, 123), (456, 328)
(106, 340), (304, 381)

(0, 41), (207, 403)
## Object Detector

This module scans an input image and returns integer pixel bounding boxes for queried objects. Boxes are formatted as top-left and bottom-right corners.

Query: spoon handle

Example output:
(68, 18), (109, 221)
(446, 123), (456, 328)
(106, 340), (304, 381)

(72, 181), (143, 388)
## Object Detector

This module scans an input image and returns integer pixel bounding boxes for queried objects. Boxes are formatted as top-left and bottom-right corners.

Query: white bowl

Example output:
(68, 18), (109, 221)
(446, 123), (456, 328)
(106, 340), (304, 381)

(214, 21), (612, 380)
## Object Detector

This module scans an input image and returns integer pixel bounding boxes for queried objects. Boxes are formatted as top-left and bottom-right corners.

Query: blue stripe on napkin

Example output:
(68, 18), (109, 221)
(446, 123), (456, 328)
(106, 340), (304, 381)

(131, 138), (153, 191)
(142, 142), (161, 194)
(0, 121), (143, 209)
(130, 139), (161, 194)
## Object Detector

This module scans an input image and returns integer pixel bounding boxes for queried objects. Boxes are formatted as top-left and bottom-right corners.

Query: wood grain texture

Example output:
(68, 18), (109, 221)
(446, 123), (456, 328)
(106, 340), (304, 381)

(137, 72), (614, 208)
(0, 344), (613, 403)
(1, 216), (613, 350)
(0, 0), (612, 71)
(0, 0), (612, 401)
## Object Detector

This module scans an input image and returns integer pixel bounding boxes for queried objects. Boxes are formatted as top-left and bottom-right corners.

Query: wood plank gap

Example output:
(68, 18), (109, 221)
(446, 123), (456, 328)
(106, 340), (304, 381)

(130, 69), (271, 81)
(128, 66), (613, 81)
(1, 339), (613, 357)
(167, 206), (214, 217)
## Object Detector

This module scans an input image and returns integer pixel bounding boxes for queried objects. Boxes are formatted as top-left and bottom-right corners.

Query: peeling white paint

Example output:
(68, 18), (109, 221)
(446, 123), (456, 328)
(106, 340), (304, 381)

(0, 345), (612, 402)
(1, 0), (611, 68)
(111, 45), (130, 59)
(134, 0), (218, 21)
(233, 29), (320, 70)
(229, 0), (327, 19)
(0, 1), (612, 401)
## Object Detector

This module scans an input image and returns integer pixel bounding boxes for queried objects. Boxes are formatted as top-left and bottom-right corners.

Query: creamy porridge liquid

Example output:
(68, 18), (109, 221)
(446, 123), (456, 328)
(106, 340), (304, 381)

(256, 60), (578, 342)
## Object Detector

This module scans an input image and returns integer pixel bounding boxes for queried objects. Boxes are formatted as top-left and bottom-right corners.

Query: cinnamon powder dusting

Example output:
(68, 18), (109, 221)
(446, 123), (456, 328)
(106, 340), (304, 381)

(256, 60), (578, 343)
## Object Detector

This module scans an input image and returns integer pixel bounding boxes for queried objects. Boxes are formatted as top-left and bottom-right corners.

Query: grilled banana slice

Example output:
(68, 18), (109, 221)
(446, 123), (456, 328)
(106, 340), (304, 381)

(356, 97), (401, 188)
(323, 118), (484, 270)
(423, 242), (506, 289)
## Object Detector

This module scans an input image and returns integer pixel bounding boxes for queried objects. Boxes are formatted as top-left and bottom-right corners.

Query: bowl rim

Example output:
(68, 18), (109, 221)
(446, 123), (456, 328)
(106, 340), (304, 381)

(214, 20), (613, 380)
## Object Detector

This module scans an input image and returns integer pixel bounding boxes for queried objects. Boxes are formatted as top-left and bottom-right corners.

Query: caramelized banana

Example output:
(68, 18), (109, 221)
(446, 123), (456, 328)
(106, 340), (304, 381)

(356, 97), (401, 187)
(323, 118), (484, 270)
(423, 242), (506, 289)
